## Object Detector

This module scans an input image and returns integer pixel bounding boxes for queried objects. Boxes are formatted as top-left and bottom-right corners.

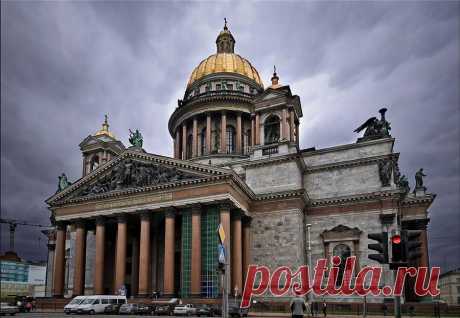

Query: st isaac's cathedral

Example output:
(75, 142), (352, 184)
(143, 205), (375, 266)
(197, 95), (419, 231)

(45, 22), (435, 304)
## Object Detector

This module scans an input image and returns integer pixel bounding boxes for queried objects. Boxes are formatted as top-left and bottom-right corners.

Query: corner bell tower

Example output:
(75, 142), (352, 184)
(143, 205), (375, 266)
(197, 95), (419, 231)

(79, 115), (125, 176)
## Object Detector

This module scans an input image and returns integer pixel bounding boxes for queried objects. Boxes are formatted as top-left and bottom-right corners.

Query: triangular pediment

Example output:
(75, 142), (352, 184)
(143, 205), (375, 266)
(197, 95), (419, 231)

(47, 149), (231, 205)
(255, 86), (292, 102)
(79, 134), (125, 152)
(261, 92), (281, 100)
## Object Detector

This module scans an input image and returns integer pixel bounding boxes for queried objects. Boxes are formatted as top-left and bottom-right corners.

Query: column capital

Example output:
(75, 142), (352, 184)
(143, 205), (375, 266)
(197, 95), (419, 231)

(55, 222), (67, 231)
(243, 216), (253, 226)
(96, 216), (105, 226)
(74, 219), (86, 228)
(164, 208), (176, 218)
(219, 202), (232, 211)
(140, 212), (151, 221)
(231, 211), (242, 220)
(116, 215), (127, 223)
(190, 204), (201, 214)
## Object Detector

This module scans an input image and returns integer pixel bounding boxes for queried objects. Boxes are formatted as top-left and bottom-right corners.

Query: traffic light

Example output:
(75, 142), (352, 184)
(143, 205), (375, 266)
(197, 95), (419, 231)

(391, 234), (403, 262)
(367, 232), (388, 264)
(390, 233), (406, 270)
(404, 230), (422, 262)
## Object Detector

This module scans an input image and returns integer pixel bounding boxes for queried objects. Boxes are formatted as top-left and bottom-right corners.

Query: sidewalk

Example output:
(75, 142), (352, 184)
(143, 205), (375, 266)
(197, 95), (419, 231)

(248, 313), (436, 318)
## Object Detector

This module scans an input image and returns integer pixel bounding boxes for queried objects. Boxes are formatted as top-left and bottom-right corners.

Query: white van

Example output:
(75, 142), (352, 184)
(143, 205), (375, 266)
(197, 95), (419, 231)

(64, 296), (87, 314)
(74, 295), (127, 315)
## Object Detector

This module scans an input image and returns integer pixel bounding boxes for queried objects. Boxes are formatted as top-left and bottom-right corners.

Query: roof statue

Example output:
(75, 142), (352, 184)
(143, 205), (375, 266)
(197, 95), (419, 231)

(56, 173), (71, 193)
(398, 175), (410, 194)
(414, 168), (427, 193)
(129, 129), (143, 148)
(354, 108), (391, 142)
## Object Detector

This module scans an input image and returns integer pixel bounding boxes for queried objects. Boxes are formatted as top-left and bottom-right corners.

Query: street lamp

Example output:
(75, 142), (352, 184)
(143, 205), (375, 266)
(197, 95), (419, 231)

(305, 224), (312, 305)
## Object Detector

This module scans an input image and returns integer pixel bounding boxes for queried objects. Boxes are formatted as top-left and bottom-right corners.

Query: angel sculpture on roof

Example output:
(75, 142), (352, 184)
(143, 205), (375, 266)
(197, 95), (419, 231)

(129, 129), (143, 148)
(354, 108), (391, 142)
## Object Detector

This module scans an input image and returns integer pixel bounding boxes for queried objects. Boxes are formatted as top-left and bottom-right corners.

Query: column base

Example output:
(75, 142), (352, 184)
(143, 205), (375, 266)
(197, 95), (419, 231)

(136, 293), (150, 298)
(162, 293), (176, 298)
(189, 293), (202, 298)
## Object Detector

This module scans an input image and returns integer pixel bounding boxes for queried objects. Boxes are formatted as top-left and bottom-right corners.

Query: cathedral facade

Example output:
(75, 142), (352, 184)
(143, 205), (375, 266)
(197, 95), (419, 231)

(46, 23), (435, 303)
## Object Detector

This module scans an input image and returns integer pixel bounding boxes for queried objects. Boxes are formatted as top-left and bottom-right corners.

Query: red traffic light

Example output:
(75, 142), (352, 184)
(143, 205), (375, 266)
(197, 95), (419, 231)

(392, 234), (401, 244)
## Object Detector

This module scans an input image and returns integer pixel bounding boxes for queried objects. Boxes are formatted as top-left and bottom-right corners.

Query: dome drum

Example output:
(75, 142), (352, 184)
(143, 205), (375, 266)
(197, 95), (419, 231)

(169, 22), (267, 163)
(184, 72), (263, 102)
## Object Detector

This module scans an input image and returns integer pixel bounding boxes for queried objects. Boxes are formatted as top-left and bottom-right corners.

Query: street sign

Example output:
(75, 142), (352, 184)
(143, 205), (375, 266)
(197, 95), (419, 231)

(217, 223), (226, 244)
(218, 243), (226, 264)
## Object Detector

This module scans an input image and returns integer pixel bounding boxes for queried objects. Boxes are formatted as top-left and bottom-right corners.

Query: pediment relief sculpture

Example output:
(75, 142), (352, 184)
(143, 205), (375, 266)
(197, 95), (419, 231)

(73, 158), (199, 198)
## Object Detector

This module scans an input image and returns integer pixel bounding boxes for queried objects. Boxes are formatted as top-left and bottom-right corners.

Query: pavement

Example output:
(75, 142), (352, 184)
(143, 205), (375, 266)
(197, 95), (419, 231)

(7, 312), (441, 318)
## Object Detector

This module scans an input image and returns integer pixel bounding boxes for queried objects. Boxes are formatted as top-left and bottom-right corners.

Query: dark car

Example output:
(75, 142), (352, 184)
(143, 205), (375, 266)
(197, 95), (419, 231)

(228, 302), (248, 317)
(103, 303), (121, 315)
(196, 304), (213, 317)
(137, 303), (155, 315)
(211, 305), (222, 316)
(154, 304), (173, 316)
(119, 303), (139, 315)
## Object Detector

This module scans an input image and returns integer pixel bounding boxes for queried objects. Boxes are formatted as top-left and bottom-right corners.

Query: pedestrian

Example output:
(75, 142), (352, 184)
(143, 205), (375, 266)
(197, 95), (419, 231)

(409, 305), (415, 317)
(322, 301), (327, 318)
(382, 303), (388, 316)
(290, 292), (307, 318)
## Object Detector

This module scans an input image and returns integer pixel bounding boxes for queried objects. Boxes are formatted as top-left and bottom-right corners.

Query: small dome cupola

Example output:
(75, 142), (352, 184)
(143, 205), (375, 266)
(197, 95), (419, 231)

(269, 65), (282, 89)
(216, 18), (235, 53)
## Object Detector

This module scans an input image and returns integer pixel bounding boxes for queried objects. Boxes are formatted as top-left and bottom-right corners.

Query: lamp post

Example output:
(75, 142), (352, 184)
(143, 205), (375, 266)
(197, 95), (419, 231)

(306, 224), (313, 306)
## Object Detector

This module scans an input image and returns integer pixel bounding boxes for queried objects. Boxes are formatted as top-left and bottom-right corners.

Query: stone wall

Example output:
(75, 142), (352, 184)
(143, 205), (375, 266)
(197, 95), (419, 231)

(302, 139), (394, 167)
(251, 209), (305, 271)
(307, 208), (397, 302)
(245, 160), (302, 194)
(305, 164), (386, 199)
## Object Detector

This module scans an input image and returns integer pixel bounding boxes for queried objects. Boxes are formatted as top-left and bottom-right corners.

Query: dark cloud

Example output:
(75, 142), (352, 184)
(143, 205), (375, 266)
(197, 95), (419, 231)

(1, 1), (459, 271)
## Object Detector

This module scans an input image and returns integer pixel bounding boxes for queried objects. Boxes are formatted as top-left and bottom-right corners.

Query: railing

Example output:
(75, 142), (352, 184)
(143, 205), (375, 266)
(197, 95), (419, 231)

(262, 145), (278, 156)
(184, 89), (255, 104)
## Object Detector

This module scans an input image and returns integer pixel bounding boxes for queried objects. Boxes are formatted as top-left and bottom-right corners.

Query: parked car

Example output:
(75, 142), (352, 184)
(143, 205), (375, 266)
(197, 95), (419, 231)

(211, 305), (222, 316)
(137, 303), (155, 315)
(0, 302), (19, 316)
(154, 304), (173, 316)
(119, 303), (139, 315)
(103, 303), (121, 315)
(228, 302), (248, 317)
(74, 295), (127, 314)
(174, 303), (197, 316)
(196, 304), (213, 317)
(64, 296), (87, 315)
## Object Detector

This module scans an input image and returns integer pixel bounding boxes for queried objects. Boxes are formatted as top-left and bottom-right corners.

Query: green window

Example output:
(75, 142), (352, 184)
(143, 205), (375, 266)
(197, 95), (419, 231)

(181, 210), (192, 297)
(201, 206), (220, 298)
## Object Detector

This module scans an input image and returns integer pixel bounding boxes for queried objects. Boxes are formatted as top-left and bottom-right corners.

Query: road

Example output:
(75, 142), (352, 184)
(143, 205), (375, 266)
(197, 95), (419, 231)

(3, 313), (218, 318)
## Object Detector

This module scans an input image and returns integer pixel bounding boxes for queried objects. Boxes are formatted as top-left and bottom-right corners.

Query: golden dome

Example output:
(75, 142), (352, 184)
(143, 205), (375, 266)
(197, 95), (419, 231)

(94, 115), (116, 139)
(187, 53), (263, 88)
(187, 20), (263, 89)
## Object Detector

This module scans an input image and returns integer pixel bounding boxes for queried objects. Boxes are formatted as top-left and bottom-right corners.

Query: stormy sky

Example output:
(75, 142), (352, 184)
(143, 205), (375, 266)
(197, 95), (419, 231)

(1, 1), (459, 271)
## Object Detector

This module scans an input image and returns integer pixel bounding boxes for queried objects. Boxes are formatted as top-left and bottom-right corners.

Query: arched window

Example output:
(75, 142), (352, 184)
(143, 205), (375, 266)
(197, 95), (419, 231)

(333, 244), (352, 286)
(90, 155), (99, 171)
(200, 128), (207, 155)
(186, 134), (193, 159)
(244, 129), (252, 154)
(264, 115), (280, 145)
(226, 125), (235, 154)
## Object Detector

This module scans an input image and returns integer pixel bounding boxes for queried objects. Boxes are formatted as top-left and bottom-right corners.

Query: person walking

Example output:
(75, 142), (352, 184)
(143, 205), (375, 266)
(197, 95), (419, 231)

(322, 301), (327, 318)
(290, 293), (307, 318)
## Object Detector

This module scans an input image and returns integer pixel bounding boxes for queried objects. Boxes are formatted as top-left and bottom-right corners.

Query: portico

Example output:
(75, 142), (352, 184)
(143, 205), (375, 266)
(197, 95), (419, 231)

(47, 150), (253, 299)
